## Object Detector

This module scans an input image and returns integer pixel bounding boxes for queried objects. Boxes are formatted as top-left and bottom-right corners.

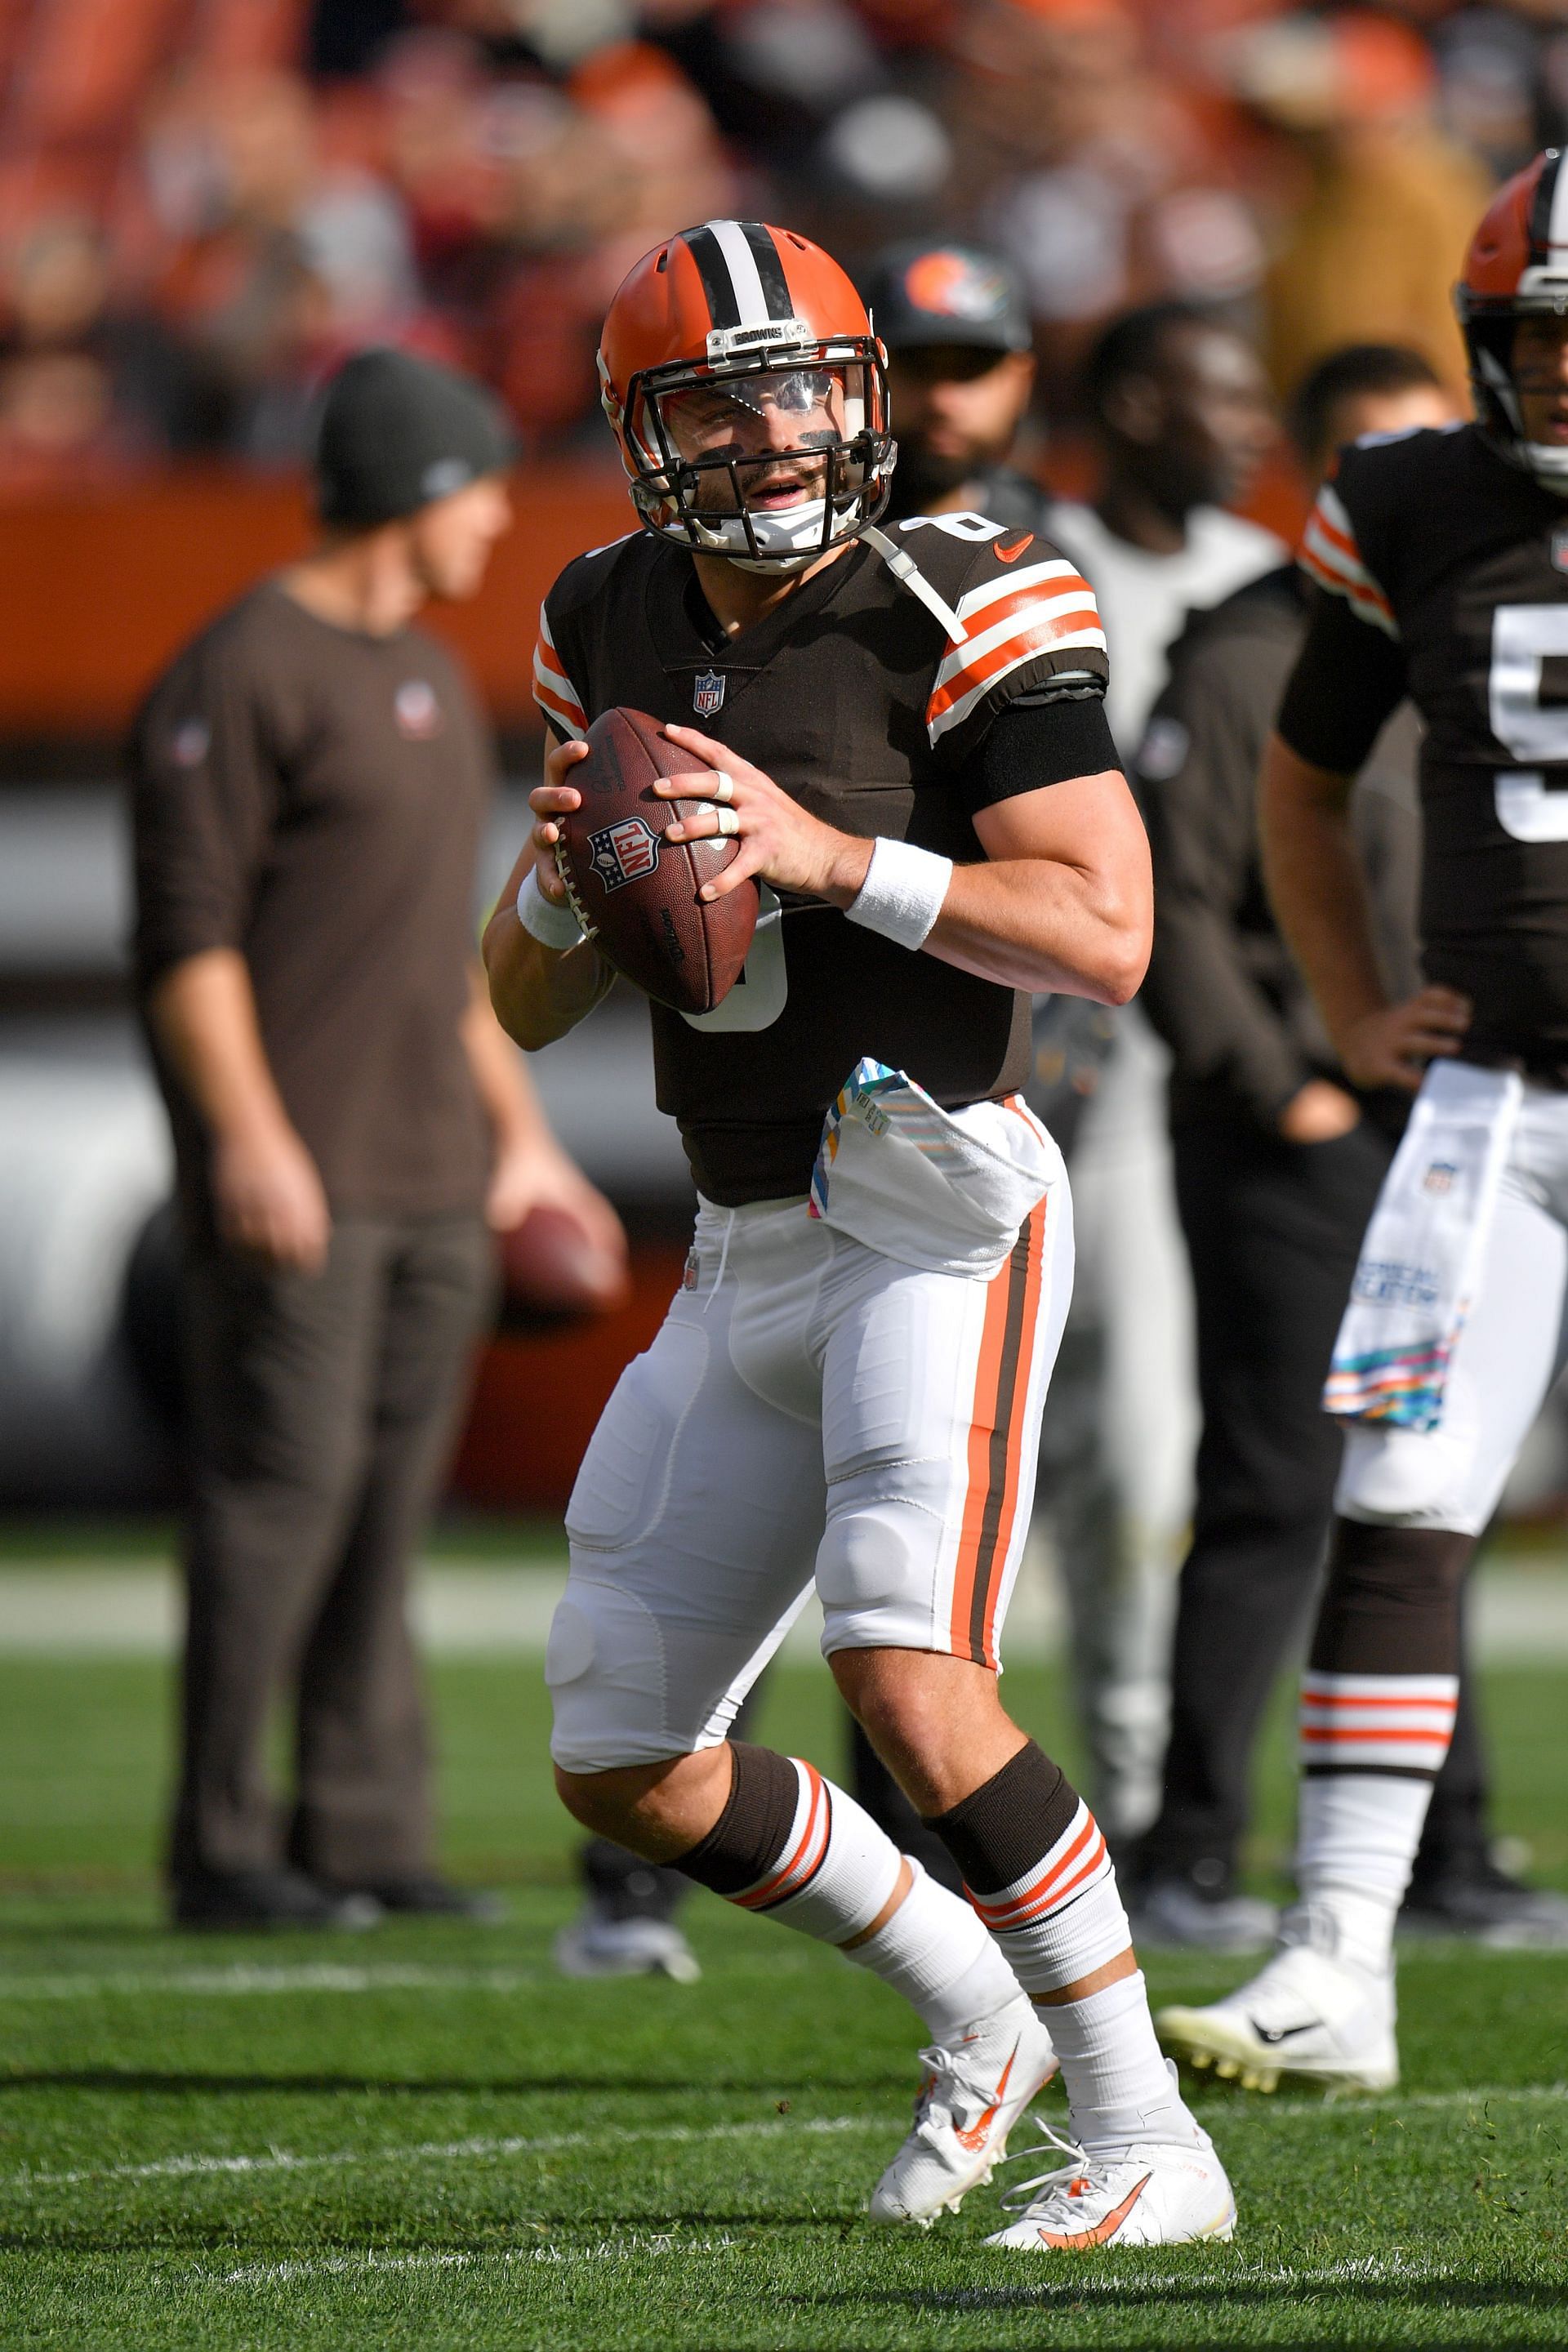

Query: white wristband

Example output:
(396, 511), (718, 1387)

(844, 837), (952, 951)
(516, 865), (585, 951)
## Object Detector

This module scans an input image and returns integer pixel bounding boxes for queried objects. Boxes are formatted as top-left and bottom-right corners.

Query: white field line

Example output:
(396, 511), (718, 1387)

(5, 1559), (1568, 1659)
(3, 2082), (1561, 2200)
(218, 2234), (742, 2287)
(0, 1937), (1528, 2005)
(215, 2243), (1492, 2295)
(0, 1956), (813, 2002)
(2, 2114), (874, 2193)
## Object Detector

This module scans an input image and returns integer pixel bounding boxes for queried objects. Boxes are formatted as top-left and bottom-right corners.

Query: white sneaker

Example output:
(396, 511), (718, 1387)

(984, 2115), (1236, 2251)
(554, 1906), (702, 1984)
(869, 1994), (1058, 2226)
(1156, 1922), (1397, 2094)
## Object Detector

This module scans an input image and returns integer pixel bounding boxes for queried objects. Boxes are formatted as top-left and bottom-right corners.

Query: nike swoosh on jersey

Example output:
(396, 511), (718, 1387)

(1035, 2172), (1152, 2248)
(995, 534), (1035, 563)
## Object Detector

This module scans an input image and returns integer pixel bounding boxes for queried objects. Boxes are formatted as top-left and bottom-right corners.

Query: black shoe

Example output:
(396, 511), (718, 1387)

(1401, 1859), (1568, 1949)
(172, 1867), (381, 1931)
(323, 1872), (505, 1922)
(1127, 1869), (1278, 1954)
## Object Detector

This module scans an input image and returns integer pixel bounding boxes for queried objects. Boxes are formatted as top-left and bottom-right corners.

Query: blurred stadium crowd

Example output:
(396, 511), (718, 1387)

(2, 0), (1566, 487)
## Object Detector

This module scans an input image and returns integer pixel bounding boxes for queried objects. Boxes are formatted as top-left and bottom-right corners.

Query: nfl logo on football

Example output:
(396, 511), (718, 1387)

(693, 669), (726, 717)
(589, 816), (660, 892)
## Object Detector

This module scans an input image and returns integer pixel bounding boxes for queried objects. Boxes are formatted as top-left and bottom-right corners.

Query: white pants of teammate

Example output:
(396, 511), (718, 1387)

(547, 1182), (1073, 1775)
(1338, 1079), (1568, 1535)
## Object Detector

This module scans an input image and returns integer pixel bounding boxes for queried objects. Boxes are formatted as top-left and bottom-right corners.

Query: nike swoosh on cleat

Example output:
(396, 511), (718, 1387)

(1246, 2017), (1321, 2045)
(1036, 2172), (1152, 2248)
(952, 2042), (1018, 2152)
(995, 535), (1035, 563)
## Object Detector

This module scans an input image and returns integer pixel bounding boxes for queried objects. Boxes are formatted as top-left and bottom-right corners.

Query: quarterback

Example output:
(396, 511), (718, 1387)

(1160, 152), (1568, 2092)
(485, 220), (1235, 2248)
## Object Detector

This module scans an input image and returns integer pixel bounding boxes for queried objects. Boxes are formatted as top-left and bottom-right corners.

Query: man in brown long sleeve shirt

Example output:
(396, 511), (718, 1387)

(131, 349), (623, 1928)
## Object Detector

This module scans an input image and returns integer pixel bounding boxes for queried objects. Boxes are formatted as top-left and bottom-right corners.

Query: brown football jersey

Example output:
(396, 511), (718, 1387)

(533, 519), (1111, 1201)
(1281, 421), (1568, 1075)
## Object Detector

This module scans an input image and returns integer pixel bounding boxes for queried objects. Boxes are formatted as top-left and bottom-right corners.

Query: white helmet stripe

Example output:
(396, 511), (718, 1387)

(708, 220), (773, 327)
(1549, 149), (1568, 254)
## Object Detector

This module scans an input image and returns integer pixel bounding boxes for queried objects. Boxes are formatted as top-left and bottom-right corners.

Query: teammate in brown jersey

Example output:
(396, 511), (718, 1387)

(484, 220), (1238, 2250)
(1159, 152), (1568, 2096)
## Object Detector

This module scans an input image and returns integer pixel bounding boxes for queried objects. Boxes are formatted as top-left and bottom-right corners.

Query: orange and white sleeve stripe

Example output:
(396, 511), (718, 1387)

(1299, 483), (1398, 639)
(532, 604), (588, 741)
(925, 558), (1106, 746)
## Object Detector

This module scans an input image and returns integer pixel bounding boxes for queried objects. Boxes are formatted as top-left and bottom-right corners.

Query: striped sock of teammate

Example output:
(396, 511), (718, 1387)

(674, 1744), (1027, 2040)
(927, 1742), (1193, 2151)
(1294, 1519), (1472, 1977)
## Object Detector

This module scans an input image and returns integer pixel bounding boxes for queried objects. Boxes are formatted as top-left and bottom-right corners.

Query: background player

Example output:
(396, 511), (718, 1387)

(485, 219), (1236, 2251)
(1160, 150), (1568, 2091)
(1132, 341), (1567, 1953)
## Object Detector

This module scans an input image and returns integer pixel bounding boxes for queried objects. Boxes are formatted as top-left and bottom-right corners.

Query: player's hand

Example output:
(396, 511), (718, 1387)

(655, 724), (873, 905)
(1278, 1079), (1361, 1143)
(485, 1132), (627, 1282)
(528, 737), (590, 905)
(1336, 987), (1472, 1092)
(212, 1119), (332, 1272)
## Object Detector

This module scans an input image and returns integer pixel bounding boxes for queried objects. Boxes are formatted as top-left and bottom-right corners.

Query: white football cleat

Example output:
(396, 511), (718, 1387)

(1156, 1924), (1397, 2095)
(869, 1994), (1059, 2226)
(983, 2115), (1236, 2252)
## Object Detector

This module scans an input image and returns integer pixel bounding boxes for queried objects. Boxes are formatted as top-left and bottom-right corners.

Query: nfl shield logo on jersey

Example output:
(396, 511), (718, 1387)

(693, 669), (726, 717)
(1552, 526), (1568, 574)
(589, 816), (660, 892)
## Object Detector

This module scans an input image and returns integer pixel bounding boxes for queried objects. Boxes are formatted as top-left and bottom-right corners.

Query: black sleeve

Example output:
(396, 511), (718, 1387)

(1138, 636), (1313, 1127)
(956, 690), (1122, 817)
(1276, 585), (1408, 774)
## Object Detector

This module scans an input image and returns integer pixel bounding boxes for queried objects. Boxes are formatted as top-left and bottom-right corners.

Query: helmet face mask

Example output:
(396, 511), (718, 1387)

(1458, 149), (1568, 493)
(599, 224), (897, 571)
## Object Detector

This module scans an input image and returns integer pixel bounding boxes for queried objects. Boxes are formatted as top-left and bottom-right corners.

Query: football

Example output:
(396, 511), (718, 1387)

(554, 706), (757, 1015)
(497, 1200), (630, 1325)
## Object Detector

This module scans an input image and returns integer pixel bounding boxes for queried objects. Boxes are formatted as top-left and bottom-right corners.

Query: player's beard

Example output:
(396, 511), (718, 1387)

(884, 441), (981, 521)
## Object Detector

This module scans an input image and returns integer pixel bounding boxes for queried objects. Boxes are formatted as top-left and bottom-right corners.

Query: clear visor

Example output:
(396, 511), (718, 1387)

(660, 365), (864, 461)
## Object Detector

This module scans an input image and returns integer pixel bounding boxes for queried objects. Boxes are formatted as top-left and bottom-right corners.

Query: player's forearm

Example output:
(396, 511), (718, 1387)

(145, 948), (296, 1143)
(925, 855), (1150, 1003)
(1260, 733), (1390, 1048)
(481, 899), (614, 1053)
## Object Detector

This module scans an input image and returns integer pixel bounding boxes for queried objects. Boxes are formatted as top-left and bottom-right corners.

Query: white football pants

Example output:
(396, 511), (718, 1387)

(547, 1184), (1073, 1775)
(1338, 1078), (1568, 1534)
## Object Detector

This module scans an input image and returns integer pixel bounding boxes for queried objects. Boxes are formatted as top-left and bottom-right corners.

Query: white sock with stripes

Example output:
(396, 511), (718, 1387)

(965, 1797), (1131, 1998)
(729, 1760), (1025, 2034)
(1294, 1669), (1457, 1977)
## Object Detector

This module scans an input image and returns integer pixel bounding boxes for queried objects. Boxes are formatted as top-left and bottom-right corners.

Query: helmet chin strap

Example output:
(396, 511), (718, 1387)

(1477, 346), (1568, 494)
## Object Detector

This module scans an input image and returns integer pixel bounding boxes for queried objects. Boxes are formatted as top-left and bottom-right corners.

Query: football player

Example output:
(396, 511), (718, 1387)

(484, 221), (1236, 2249)
(1158, 151), (1568, 2094)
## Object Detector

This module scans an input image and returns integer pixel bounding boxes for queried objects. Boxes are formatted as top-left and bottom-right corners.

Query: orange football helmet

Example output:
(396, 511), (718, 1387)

(598, 220), (893, 570)
(1457, 148), (1568, 487)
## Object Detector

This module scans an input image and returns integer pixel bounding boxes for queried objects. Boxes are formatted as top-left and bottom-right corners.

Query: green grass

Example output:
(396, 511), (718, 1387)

(0, 1577), (1566, 2344)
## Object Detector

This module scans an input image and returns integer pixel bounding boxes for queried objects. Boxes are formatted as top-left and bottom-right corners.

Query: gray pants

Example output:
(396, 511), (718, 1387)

(170, 1214), (493, 1883)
